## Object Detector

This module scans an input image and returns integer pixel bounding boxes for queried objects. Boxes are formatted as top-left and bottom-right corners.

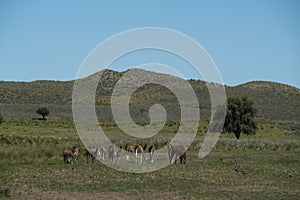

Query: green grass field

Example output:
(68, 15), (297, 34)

(0, 118), (299, 199)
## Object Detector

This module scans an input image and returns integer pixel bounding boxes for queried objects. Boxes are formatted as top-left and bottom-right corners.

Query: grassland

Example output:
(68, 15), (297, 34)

(0, 69), (299, 199)
(0, 118), (299, 199)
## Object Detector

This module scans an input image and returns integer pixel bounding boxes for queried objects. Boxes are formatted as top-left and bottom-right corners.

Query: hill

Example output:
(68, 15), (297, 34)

(0, 69), (299, 121)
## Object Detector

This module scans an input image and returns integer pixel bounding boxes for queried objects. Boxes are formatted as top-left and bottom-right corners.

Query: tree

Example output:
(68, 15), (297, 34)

(36, 107), (50, 120)
(223, 96), (257, 139)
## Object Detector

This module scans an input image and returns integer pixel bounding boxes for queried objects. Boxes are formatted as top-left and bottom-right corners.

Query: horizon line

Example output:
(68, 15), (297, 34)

(0, 68), (299, 89)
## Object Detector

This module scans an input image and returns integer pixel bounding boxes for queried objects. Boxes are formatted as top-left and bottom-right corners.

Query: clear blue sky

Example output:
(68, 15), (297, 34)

(1, 0), (299, 88)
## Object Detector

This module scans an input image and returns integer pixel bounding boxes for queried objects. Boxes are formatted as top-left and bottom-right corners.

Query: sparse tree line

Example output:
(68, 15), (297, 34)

(0, 107), (50, 123)
(0, 96), (257, 139)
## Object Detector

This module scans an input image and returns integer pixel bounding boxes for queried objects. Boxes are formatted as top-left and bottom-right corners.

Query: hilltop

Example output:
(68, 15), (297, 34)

(0, 69), (299, 121)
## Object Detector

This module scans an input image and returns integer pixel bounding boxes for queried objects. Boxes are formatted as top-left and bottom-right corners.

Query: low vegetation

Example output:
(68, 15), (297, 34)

(0, 118), (299, 199)
(0, 69), (299, 199)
